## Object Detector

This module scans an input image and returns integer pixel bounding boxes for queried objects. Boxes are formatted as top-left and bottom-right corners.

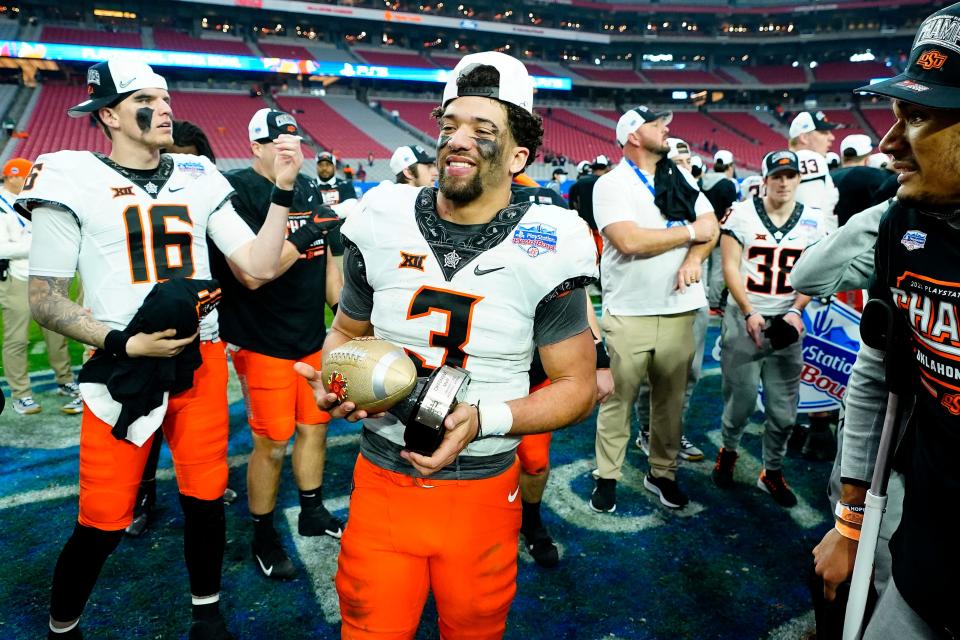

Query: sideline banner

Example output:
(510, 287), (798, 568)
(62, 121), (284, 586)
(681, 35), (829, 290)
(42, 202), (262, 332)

(798, 298), (861, 413)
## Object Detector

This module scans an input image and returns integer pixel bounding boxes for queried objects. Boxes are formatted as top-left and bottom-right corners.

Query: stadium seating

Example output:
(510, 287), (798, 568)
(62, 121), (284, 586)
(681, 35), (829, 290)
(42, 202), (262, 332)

(274, 95), (392, 158)
(742, 65), (807, 84)
(813, 61), (892, 83)
(642, 69), (729, 85)
(861, 108), (895, 138)
(818, 109), (871, 148)
(669, 112), (766, 170)
(153, 29), (253, 56)
(165, 91), (272, 158)
(431, 54), (555, 77)
(14, 84), (112, 160)
(570, 67), (645, 84)
(353, 48), (437, 68)
(536, 108), (616, 162)
(708, 112), (786, 150)
(258, 42), (316, 60)
(377, 99), (437, 138)
(40, 26), (142, 49)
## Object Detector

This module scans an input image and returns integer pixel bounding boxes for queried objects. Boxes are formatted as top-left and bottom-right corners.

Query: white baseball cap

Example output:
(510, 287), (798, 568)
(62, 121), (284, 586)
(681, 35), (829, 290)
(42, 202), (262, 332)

(788, 110), (840, 139)
(576, 160), (591, 175)
(68, 60), (168, 118)
(826, 151), (841, 167)
(690, 155), (705, 170)
(840, 134), (873, 158)
(247, 108), (300, 142)
(441, 51), (535, 113)
(667, 137), (691, 160)
(714, 149), (734, 167)
(389, 144), (436, 175)
(592, 154), (611, 169)
(867, 152), (891, 169)
(616, 106), (672, 146)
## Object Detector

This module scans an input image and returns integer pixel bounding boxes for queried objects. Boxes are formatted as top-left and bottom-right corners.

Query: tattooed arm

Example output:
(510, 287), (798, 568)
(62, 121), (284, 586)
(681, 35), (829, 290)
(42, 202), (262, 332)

(28, 275), (110, 347)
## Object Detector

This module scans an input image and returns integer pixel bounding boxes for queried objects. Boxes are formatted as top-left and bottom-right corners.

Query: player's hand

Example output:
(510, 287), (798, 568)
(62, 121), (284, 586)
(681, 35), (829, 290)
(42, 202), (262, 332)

(125, 328), (198, 358)
(691, 214), (718, 244)
(293, 361), (374, 422)
(813, 528), (859, 602)
(596, 368), (615, 403)
(675, 256), (702, 293)
(746, 312), (766, 349)
(400, 402), (478, 476)
(273, 134), (304, 191)
(784, 311), (805, 336)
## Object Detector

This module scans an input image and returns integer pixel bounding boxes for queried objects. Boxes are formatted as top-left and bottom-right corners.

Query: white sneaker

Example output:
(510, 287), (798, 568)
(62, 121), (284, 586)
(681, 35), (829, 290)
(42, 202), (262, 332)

(58, 382), (81, 397)
(61, 396), (83, 415)
(678, 435), (705, 462)
(13, 397), (42, 415)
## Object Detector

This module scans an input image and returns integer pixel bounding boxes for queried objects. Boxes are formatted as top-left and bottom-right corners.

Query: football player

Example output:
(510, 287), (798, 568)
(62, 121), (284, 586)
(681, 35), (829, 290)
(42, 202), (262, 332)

(298, 52), (599, 637)
(713, 150), (825, 507)
(212, 108), (345, 580)
(17, 60), (300, 640)
(788, 110), (840, 232)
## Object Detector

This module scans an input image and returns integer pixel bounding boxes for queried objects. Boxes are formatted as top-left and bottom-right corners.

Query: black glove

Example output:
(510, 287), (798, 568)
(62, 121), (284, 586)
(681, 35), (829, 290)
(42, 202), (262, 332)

(0, 258), (9, 282)
(288, 207), (343, 253)
(764, 315), (800, 350)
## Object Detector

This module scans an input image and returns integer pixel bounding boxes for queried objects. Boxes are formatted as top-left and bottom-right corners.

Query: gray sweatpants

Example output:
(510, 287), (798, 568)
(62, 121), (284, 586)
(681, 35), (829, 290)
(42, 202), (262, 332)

(863, 579), (946, 640)
(720, 305), (802, 471)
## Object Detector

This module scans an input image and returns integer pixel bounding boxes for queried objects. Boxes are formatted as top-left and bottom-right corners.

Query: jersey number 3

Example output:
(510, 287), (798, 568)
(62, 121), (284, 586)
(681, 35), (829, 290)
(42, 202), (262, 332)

(406, 286), (483, 377)
(124, 204), (195, 283)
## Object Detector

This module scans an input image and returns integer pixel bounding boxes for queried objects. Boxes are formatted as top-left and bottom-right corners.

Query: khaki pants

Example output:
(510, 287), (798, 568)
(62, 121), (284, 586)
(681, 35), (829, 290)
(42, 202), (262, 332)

(0, 276), (73, 398)
(595, 311), (696, 481)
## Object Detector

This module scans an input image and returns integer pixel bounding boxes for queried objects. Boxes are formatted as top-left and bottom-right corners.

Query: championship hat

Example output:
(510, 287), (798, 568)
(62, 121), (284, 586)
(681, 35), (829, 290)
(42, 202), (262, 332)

(389, 144), (435, 175)
(788, 111), (839, 139)
(616, 106), (672, 146)
(576, 160), (591, 175)
(3, 158), (32, 177)
(762, 150), (801, 177)
(856, 3), (960, 109)
(67, 61), (168, 118)
(247, 108), (300, 142)
(714, 149), (734, 167)
(667, 138), (691, 160)
(591, 154), (611, 170)
(441, 51), (535, 113)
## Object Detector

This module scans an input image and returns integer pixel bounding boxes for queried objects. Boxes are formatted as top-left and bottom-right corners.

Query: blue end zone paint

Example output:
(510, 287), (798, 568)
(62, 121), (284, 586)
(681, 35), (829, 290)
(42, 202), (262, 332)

(0, 346), (827, 639)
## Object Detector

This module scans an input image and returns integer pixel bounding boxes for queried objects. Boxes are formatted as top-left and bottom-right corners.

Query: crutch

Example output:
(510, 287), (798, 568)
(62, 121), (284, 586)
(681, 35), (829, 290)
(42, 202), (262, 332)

(842, 298), (907, 640)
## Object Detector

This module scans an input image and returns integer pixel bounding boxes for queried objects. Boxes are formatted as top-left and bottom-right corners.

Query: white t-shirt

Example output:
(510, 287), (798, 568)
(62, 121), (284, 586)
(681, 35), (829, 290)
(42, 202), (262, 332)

(0, 187), (30, 281)
(593, 158), (712, 316)
(722, 197), (826, 315)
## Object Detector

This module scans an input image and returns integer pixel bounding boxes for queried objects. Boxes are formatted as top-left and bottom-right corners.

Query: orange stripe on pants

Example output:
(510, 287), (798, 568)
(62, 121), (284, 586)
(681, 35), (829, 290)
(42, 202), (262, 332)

(78, 341), (230, 530)
(336, 453), (521, 639)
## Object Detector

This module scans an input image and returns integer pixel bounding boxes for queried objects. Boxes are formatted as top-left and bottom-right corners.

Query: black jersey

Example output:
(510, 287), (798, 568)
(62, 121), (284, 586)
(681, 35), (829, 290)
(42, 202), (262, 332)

(510, 183), (568, 208)
(567, 175), (598, 230)
(831, 166), (891, 226)
(700, 173), (738, 221)
(315, 176), (358, 256)
(873, 203), (960, 635)
(210, 168), (332, 359)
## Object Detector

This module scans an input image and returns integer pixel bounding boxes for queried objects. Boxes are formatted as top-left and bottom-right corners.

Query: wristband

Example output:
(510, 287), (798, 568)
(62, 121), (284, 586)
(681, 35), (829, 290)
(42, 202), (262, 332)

(835, 502), (865, 526)
(104, 329), (131, 358)
(271, 186), (294, 208)
(834, 518), (862, 541)
(595, 340), (611, 369)
(786, 307), (803, 318)
(476, 401), (513, 439)
(744, 310), (759, 321)
(687, 224), (696, 242)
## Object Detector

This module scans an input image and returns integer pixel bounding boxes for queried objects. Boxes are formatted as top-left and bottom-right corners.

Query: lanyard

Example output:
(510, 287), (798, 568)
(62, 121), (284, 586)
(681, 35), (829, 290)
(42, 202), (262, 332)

(625, 158), (656, 198)
(0, 192), (25, 227)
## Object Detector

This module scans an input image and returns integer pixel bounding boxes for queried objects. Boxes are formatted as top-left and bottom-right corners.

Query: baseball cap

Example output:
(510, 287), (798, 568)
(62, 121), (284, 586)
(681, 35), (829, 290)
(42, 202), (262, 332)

(714, 149), (734, 166)
(389, 144), (435, 175)
(441, 51), (535, 114)
(576, 160), (591, 175)
(826, 151), (841, 168)
(788, 111), (840, 139)
(616, 106), (672, 146)
(3, 158), (31, 177)
(762, 150), (801, 177)
(591, 154), (611, 169)
(247, 108), (300, 142)
(316, 151), (337, 164)
(690, 155), (705, 170)
(552, 168), (568, 177)
(67, 61), (168, 118)
(667, 138), (691, 160)
(840, 134), (873, 158)
(867, 152), (892, 169)
(856, 4), (960, 109)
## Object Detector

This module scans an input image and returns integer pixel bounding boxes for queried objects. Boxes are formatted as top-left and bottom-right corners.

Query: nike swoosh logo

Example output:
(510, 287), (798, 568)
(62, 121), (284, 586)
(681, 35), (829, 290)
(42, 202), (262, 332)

(169, 186), (185, 192)
(118, 77), (136, 89)
(508, 486), (520, 503)
(255, 555), (273, 577)
(474, 265), (505, 276)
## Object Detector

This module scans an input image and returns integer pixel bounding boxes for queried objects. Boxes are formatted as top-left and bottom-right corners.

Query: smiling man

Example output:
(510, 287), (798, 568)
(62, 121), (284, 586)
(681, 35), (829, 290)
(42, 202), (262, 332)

(16, 60), (299, 640)
(297, 51), (599, 638)
(811, 4), (960, 637)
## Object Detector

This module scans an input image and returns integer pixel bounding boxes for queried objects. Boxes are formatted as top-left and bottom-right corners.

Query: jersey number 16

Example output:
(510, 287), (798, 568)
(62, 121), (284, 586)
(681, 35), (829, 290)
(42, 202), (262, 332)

(124, 204), (195, 283)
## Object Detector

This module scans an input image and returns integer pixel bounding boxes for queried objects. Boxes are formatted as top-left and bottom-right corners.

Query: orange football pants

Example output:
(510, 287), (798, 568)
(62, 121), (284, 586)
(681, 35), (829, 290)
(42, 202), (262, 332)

(336, 453), (522, 639)
(517, 379), (552, 476)
(231, 347), (330, 441)
(77, 341), (230, 530)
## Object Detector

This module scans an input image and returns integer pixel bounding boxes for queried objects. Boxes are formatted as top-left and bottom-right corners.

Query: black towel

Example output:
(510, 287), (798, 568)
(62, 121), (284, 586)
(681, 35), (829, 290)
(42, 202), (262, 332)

(654, 157), (700, 223)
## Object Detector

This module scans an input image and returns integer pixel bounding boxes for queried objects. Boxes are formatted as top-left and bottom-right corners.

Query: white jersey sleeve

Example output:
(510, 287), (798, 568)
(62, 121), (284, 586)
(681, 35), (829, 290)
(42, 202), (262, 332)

(28, 206), (80, 277)
(207, 199), (255, 259)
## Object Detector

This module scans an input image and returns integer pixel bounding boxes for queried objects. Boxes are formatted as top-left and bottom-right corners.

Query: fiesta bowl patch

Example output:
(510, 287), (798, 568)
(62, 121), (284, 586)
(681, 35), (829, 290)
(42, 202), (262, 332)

(513, 223), (557, 258)
(177, 161), (207, 177)
(901, 230), (927, 251)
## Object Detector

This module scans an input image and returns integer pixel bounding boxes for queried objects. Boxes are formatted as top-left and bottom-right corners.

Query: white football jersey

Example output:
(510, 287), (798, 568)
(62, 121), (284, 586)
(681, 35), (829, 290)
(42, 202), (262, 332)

(18, 151), (253, 340)
(795, 149), (839, 232)
(342, 182), (599, 457)
(722, 197), (825, 315)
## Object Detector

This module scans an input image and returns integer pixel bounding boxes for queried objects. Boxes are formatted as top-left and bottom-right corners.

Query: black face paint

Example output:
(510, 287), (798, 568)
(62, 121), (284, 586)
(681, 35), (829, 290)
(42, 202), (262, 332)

(438, 135), (452, 150)
(438, 134), (505, 204)
(475, 138), (500, 161)
(135, 107), (154, 134)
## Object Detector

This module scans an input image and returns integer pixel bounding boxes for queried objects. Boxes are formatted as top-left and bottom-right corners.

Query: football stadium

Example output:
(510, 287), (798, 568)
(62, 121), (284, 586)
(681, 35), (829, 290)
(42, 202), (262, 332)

(0, 0), (953, 638)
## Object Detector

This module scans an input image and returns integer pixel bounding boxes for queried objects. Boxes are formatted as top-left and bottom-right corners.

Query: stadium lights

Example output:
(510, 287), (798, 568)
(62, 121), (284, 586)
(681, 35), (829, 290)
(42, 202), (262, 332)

(94, 9), (137, 19)
(809, 61), (818, 68)
(850, 52), (875, 62)
(791, 61), (799, 67)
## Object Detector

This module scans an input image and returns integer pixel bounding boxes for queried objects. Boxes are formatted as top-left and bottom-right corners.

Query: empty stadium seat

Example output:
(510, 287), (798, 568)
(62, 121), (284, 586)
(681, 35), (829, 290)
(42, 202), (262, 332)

(813, 61), (892, 84)
(742, 65), (807, 84)
(274, 95), (392, 158)
(258, 43), (316, 60)
(154, 29), (253, 56)
(40, 25), (142, 49)
(353, 48), (437, 68)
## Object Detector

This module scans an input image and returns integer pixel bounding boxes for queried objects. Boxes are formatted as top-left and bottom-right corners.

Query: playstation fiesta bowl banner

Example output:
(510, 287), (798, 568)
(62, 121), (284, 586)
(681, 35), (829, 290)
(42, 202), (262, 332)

(798, 298), (861, 412)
